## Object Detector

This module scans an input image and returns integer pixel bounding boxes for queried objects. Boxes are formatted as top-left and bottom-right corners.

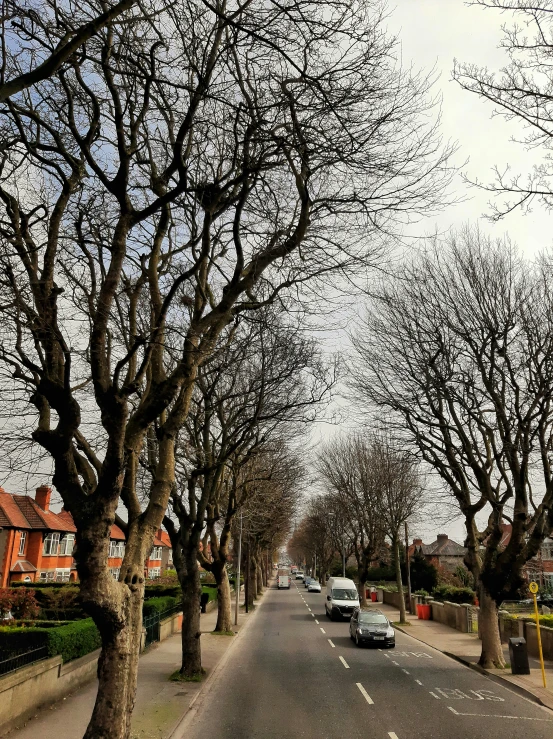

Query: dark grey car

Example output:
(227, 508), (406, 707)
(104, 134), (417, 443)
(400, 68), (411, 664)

(349, 608), (395, 648)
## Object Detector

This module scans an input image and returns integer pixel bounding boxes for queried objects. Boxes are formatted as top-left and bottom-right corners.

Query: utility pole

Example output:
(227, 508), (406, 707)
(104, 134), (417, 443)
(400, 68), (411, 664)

(234, 512), (243, 626)
(405, 521), (412, 614)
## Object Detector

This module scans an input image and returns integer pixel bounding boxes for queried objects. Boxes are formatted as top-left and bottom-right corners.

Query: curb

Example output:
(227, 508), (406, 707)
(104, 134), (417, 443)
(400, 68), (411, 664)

(167, 587), (268, 739)
(393, 623), (553, 712)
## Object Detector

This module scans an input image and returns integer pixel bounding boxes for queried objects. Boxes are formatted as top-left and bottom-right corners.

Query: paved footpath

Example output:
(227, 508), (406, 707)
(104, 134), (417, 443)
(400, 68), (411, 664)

(8, 591), (261, 739)
(375, 601), (553, 711)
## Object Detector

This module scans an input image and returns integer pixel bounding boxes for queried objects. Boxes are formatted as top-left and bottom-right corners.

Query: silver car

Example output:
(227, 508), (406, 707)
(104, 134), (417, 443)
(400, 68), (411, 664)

(307, 580), (321, 593)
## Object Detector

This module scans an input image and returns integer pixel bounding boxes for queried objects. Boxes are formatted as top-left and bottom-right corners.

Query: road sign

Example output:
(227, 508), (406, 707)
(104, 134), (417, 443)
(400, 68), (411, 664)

(529, 581), (539, 594)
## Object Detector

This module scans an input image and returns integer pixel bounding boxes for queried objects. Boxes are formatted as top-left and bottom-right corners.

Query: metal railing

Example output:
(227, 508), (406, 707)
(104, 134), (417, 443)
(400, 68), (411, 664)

(143, 603), (182, 647)
(0, 646), (49, 676)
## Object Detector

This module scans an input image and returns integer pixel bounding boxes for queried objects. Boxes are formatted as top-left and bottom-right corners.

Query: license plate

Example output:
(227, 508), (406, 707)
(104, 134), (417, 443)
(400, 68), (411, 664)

(374, 636), (385, 640)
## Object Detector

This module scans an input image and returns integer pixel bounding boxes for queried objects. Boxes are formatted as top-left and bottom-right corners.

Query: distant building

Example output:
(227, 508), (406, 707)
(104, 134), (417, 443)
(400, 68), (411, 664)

(0, 484), (172, 585)
(410, 533), (466, 572)
(497, 523), (553, 589)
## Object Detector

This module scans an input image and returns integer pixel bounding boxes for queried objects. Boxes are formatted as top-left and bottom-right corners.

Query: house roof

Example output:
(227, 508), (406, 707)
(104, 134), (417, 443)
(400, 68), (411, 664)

(0, 491), (76, 532)
(157, 529), (171, 548)
(421, 536), (466, 557)
(11, 560), (37, 572)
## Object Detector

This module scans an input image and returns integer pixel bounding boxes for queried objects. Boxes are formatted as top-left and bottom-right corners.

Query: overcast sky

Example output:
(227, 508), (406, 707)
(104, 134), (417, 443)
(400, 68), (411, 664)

(312, 0), (553, 544)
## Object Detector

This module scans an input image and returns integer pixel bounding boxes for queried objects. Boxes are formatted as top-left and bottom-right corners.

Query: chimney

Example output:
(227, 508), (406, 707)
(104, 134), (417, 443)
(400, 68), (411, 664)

(35, 485), (51, 512)
(413, 538), (423, 546)
(437, 534), (449, 544)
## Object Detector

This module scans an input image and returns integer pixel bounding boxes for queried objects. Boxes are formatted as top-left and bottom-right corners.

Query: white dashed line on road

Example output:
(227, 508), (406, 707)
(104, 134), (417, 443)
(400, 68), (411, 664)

(402, 669), (410, 674)
(429, 692), (440, 699)
(388, 733), (399, 739)
(392, 661), (399, 665)
(339, 656), (350, 669)
(315, 619), (319, 624)
(415, 680), (423, 686)
(328, 639), (335, 648)
(320, 627), (326, 634)
(356, 683), (374, 705)
(311, 613), (315, 617)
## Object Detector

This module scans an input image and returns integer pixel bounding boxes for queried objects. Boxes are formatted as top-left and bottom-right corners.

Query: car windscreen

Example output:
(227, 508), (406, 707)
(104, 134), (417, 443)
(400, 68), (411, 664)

(332, 589), (357, 600)
(358, 613), (388, 624)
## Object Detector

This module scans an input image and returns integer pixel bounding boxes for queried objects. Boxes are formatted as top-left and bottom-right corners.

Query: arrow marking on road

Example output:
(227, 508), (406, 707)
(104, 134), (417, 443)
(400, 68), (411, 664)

(320, 627), (326, 634)
(339, 656), (350, 669)
(447, 707), (552, 722)
(356, 683), (374, 705)
(328, 639), (335, 648)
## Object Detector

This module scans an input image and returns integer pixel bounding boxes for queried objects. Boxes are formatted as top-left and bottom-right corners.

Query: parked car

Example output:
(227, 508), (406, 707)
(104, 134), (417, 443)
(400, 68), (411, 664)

(349, 608), (395, 648)
(295, 571), (305, 580)
(308, 580), (322, 593)
(304, 576), (312, 588)
(325, 576), (359, 620)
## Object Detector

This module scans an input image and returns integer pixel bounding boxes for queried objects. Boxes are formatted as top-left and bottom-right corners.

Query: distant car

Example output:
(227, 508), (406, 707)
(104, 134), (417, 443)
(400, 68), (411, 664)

(304, 576), (312, 588)
(308, 580), (321, 593)
(295, 571), (304, 580)
(349, 608), (395, 648)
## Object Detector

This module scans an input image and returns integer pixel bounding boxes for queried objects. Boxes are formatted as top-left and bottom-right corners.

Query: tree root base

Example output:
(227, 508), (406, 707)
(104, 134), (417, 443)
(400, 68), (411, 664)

(169, 668), (206, 682)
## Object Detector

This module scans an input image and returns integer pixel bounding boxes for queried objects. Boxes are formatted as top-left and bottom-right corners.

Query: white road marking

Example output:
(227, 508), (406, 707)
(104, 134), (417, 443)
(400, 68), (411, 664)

(415, 680), (423, 686)
(392, 661), (399, 665)
(447, 707), (552, 721)
(320, 627), (326, 634)
(402, 669), (410, 675)
(308, 608), (312, 612)
(311, 613), (315, 618)
(328, 639), (335, 648)
(315, 619), (319, 624)
(384, 654), (390, 659)
(339, 656), (350, 669)
(388, 733), (399, 739)
(429, 692), (440, 699)
(356, 683), (374, 705)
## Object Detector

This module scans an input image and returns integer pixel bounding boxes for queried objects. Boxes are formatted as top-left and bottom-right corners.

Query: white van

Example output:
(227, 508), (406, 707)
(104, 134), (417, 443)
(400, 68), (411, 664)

(325, 577), (360, 620)
(278, 569), (291, 589)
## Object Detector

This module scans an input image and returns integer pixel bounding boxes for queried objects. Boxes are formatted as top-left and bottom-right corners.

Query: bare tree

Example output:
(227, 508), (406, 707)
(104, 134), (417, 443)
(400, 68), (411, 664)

(453, 1), (553, 219)
(350, 227), (553, 668)
(0, 0), (453, 732)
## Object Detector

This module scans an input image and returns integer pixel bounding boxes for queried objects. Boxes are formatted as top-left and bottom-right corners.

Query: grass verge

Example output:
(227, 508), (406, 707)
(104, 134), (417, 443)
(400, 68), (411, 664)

(169, 668), (206, 683)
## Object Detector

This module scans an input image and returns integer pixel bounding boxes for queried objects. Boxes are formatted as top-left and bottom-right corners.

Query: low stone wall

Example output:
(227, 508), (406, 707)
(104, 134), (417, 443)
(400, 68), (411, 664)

(381, 589), (406, 611)
(0, 649), (100, 736)
(525, 622), (553, 661)
(430, 601), (471, 633)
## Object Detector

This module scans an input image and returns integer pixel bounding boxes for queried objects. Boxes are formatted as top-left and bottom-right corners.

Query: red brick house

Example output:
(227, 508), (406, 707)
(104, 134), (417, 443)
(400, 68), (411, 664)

(409, 534), (467, 572)
(494, 523), (553, 588)
(0, 485), (172, 585)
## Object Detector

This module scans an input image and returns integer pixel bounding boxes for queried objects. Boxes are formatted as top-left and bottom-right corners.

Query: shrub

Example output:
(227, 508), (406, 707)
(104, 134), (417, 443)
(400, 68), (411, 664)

(410, 551), (438, 593)
(144, 584), (181, 599)
(142, 595), (180, 616)
(414, 589), (429, 597)
(366, 566), (396, 582)
(432, 584), (475, 604)
(45, 618), (101, 662)
(522, 614), (553, 629)
(202, 585), (218, 602)
(39, 587), (83, 620)
(0, 618), (99, 662)
(0, 587), (40, 619)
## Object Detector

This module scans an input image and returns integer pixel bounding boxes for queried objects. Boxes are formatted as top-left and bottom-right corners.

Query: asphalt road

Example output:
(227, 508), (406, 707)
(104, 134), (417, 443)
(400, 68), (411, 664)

(183, 581), (553, 739)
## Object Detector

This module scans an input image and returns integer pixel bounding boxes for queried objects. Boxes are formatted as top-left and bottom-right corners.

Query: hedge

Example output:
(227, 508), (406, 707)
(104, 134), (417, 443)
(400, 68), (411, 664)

(366, 566), (396, 582)
(142, 595), (181, 616)
(521, 614), (553, 629)
(144, 584), (181, 599)
(202, 585), (218, 602)
(0, 618), (100, 662)
(432, 584), (475, 604)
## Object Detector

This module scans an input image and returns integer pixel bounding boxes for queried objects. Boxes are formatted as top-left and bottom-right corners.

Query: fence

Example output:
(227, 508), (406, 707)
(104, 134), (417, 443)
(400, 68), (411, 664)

(0, 646), (49, 677)
(144, 603), (183, 648)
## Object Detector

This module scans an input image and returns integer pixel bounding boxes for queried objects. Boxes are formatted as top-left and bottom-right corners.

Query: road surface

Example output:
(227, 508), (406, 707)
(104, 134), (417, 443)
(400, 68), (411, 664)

(183, 582), (553, 738)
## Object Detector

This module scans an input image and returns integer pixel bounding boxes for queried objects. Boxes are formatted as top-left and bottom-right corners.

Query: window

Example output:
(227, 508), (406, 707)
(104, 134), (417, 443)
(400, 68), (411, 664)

(18, 531), (27, 555)
(168, 549), (173, 564)
(55, 568), (71, 582)
(111, 568), (120, 580)
(43, 532), (60, 556)
(542, 540), (553, 561)
(23, 576), (32, 582)
(109, 540), (125, 558)
(59, 534), (75, 555)
(150, 546), (163, 561)
(39, 571), (55, 582)
(148, 567), (161, 579)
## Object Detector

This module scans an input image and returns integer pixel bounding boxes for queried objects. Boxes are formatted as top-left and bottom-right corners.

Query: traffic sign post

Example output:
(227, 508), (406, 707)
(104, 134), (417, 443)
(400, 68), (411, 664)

(529, 582), (547, 688)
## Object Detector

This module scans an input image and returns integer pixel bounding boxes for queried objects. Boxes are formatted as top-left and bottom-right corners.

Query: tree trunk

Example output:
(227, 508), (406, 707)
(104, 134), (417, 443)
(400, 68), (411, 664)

(214, 562), (233, 632)
(256, 560), (263, 595)
(393, 535), (407, 624)
(246, 552), (255, 608)
(84, 594), (142, 739)
(179, 549), (203, 676)
(358, 556), (368, 607)
(478, 587), (505, 669)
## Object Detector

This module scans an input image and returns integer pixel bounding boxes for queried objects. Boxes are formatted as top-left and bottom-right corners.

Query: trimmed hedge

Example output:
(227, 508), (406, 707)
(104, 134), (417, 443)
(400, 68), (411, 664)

(144, 584), (180, 599)
(366, 566), (396, 582)
(202, 585), (218, 602)
(432, 584), (475, 604)
(521, 614), (553, 629)
(0, 618), (100, 662)
(11, 581), (76, 589)
(142, 595), (180, 616)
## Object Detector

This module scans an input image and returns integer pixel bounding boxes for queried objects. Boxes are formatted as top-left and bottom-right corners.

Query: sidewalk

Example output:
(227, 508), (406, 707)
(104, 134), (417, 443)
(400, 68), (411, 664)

(376, 601), (553, 711)
(7, 588), (266, 739)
